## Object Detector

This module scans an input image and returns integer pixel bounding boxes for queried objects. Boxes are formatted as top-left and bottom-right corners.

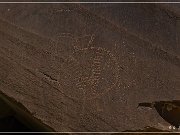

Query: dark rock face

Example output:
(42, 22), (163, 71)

(138, 100), (180, 129)
(0, 92), (54, 132)
(0, 3), (179, 132)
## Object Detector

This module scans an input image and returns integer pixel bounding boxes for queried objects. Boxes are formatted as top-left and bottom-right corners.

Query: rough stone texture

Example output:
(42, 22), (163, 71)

(0, 3), (179, 131)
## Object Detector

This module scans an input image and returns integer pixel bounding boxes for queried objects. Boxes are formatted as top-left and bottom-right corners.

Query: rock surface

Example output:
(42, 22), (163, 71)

(0, 2), (179, 131)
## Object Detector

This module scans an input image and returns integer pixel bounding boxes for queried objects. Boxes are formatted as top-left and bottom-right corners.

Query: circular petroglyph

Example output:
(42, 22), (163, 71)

(59, 47), (119, 100)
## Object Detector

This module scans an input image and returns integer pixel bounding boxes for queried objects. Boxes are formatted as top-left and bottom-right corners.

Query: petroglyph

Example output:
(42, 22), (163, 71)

(58, 46), (119, 100)
(53, 33), (120, 100)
